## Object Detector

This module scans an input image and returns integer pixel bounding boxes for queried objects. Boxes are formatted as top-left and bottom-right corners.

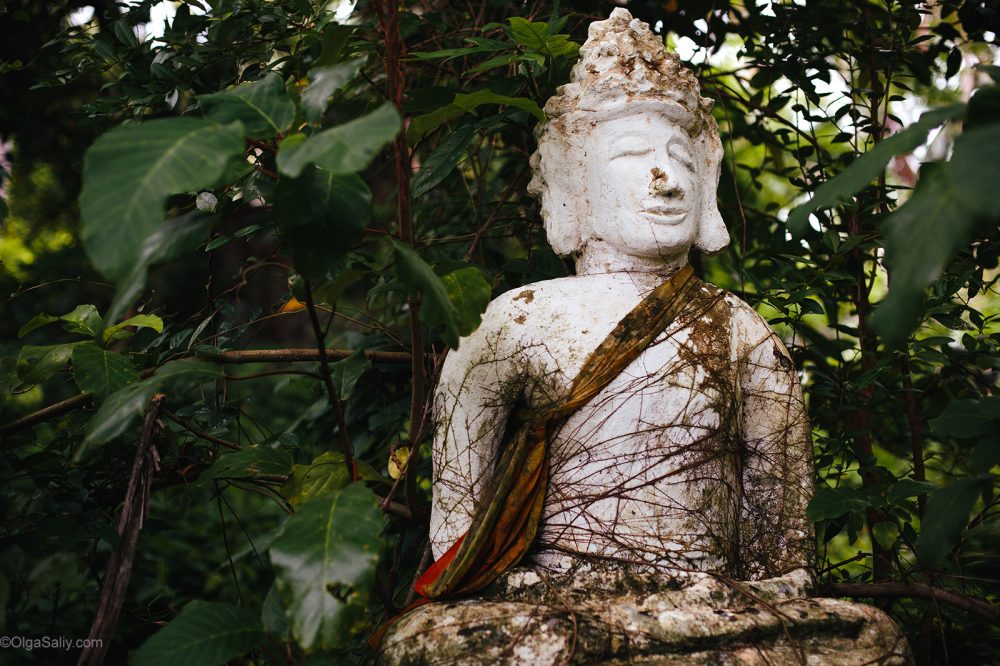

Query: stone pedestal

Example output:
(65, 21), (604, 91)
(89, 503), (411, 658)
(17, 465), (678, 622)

(378, 565), (912, 665)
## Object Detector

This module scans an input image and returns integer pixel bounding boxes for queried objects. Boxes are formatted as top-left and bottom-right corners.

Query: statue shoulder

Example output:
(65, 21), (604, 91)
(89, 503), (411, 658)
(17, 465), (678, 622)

(487, 275), (609, 328)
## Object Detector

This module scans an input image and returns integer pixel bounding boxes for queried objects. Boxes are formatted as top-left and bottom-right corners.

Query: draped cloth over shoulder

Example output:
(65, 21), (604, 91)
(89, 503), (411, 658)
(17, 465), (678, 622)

(415, 264), (701, 599)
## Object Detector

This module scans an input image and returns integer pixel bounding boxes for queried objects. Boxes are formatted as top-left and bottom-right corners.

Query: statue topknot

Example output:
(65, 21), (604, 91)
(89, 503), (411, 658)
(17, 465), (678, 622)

(542, 7), (715, 134)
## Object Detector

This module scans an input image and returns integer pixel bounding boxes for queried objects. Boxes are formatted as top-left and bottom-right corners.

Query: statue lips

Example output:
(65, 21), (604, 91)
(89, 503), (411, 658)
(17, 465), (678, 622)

(640, 202), (688, 225)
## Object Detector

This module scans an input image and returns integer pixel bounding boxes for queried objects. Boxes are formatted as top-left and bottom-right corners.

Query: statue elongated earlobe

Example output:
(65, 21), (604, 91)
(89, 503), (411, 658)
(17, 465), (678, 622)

(695, 208), (730, 255)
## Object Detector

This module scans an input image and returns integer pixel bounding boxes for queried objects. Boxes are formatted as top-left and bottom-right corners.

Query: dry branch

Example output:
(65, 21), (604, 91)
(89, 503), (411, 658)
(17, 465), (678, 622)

(829, 582), (1000, 626)
(78, 393), (166, 666)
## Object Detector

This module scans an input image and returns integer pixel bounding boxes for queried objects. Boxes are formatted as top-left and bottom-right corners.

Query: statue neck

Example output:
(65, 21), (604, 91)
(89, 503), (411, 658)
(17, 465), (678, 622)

(574, 242), (689, 291)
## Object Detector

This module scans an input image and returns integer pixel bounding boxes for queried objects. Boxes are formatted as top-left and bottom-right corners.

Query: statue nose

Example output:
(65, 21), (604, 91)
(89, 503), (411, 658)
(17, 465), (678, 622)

(649, 167), (683, 199)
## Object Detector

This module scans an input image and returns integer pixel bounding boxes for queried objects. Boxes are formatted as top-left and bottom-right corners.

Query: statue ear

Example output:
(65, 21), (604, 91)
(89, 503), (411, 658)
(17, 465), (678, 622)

(695, 207), (730, 255)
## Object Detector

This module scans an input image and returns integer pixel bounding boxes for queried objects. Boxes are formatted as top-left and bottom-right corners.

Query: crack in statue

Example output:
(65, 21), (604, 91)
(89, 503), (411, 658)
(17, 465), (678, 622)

(380, 9), (912, 665)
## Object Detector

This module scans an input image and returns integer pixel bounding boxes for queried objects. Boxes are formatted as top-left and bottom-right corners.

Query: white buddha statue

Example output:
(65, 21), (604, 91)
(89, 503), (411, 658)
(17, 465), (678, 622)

(380, 10), (911, 665)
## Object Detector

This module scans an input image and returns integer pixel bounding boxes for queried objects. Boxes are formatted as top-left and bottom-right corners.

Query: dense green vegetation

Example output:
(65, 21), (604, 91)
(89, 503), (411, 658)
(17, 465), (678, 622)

(0, 0), (997, 663)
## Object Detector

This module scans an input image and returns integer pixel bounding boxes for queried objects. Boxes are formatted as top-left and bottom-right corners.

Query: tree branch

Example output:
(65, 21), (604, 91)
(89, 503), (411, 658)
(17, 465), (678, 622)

(78, 393), (166, 666)
(829, 582), (1000, 626)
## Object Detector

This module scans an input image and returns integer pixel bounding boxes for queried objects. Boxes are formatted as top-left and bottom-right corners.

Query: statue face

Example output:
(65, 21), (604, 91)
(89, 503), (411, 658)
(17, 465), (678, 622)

(583, 112), (703, 261)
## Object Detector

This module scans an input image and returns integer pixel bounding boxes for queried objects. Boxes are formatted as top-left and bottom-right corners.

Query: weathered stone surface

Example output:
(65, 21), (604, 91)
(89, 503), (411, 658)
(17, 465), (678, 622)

(379, 566), (912, 665)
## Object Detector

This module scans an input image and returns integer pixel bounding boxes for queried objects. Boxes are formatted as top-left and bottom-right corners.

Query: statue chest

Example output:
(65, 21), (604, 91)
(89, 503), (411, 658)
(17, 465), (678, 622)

(520, 302), (741, 568)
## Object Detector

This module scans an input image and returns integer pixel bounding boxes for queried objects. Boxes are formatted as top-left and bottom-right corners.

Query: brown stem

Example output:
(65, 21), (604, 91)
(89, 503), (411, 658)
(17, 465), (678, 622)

(829, 582), (1000, 626)
(0, 393), (93, 437)
(78, 393), (166, 666)
(164, 410), (242, 451)
(900, 354), (927, 515)
(379, 0), (426, 514)
(845, 209), (888, 584)
(303, 278), (356, 481)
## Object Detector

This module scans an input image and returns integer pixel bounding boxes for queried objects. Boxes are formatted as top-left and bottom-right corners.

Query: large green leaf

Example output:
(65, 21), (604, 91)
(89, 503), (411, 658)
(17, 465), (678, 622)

(328, 350), (371, 400)
(916, 477), (987, 564)
(929, 398), (999, 439)
(301, 59), (364, 124)
(80, 118), (244, 279)
(872, 123), (1000, 346)
(886, 478), (938, 504)
(72, 342), (139, 398)
(269, 483), (383, 650)
(276, 103), (400, 178)
(392, 241), (461, 348)
(411, 120), (476, 198)
(199, 73), (295, 138)
(131, 601), (262, 666)
(786, 104), (964, 236)
(441, 267), (492, 338)
(806, 486), (872, 521)
(273, 168), (371, 277)
(19, 304), (103, 339)
(105, 212), (214, 325)
(17, 342), (88, 384)
(80, 360), (222, 458)
(202, 446), (294, 481)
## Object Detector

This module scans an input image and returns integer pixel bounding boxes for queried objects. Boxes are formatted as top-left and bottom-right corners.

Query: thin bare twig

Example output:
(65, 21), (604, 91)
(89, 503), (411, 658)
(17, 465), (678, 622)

(303, 279), (355, 480)
(164, 410), (242, 451)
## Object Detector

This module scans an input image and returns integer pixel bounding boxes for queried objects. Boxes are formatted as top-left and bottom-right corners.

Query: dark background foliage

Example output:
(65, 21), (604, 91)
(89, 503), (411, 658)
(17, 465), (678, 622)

(0, 0), (997, 664)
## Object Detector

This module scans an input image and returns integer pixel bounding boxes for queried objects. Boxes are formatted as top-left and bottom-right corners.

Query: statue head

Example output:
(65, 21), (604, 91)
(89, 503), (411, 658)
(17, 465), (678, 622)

(528, 8), (729, 266)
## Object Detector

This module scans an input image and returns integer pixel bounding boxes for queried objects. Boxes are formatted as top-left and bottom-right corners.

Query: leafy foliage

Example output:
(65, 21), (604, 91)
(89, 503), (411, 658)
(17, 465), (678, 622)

(0, 0), (997, 663)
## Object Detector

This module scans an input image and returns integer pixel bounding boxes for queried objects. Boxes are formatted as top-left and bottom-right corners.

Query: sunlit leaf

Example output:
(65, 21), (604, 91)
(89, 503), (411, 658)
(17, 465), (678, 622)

(281, 451), (352, 506)
(19, 304), (102, 339)
(102, 314), (164, 344)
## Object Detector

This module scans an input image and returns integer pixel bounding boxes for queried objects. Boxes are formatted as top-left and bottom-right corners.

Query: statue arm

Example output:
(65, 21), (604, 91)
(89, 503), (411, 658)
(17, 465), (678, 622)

(735, 312), (815, 582)
(429, 298), (522, 559)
